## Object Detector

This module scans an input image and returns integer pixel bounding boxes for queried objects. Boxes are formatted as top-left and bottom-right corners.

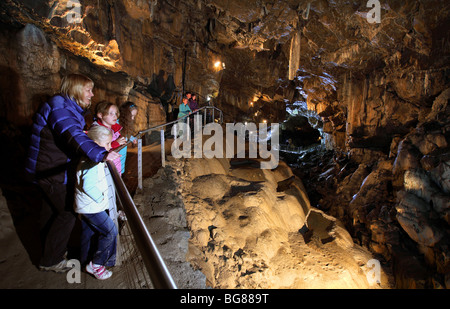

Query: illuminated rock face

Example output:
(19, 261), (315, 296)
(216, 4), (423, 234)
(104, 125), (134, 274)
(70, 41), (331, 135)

(136, 157), (392, 289)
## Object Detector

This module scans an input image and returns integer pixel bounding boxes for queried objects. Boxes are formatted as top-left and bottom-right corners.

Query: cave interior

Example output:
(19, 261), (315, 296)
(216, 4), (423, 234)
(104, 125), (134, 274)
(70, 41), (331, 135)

(0, 0), (449, 289)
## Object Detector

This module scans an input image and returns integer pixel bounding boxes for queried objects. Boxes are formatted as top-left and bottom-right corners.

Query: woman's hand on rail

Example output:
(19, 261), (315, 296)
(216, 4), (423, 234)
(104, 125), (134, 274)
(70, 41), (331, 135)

(105, 151), (121, 162)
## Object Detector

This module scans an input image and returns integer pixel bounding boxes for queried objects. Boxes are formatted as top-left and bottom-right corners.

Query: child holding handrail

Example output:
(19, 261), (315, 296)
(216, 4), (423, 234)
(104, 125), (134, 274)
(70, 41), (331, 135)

(74, 125), (118, 280)
(118, 101), (139, 176)
(92, 101), (127, 174)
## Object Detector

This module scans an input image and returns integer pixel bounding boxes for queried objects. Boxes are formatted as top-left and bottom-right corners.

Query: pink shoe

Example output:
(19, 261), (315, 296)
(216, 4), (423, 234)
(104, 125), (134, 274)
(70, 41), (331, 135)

(86, 261), (112, 280)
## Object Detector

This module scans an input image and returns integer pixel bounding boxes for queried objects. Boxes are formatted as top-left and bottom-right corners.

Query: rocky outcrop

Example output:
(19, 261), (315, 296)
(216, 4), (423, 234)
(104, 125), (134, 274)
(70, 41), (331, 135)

(277, 0), (450, 289)
(134, 155), (392, 289)
(297, 113), (449, 288)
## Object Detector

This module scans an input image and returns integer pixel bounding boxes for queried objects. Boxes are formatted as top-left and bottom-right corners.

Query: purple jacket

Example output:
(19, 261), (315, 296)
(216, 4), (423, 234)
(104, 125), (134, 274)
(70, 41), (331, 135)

(26, 95), (108, 184)
(188, 98), (199, 110)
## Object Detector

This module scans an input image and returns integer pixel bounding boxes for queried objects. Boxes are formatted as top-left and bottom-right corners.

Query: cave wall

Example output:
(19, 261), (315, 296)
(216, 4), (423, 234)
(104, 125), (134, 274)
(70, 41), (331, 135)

(286, 1), (450, 288)
(0, 0), (231, 132)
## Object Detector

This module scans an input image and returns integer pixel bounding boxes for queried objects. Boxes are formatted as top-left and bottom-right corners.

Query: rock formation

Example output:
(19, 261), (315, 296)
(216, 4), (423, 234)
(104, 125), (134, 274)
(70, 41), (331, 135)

(135, 156), (392, 288)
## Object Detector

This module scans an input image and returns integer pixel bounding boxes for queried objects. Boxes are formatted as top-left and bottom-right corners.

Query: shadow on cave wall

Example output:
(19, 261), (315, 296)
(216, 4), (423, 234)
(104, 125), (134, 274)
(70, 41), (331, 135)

(0, 67), (62, 268)
(147, 70), (179, 122)
(0, 116), (44, 267)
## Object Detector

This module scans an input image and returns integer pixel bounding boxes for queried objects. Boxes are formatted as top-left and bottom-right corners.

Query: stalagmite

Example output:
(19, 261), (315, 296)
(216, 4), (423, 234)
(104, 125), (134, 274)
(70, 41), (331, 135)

(289, 30), (301, 80)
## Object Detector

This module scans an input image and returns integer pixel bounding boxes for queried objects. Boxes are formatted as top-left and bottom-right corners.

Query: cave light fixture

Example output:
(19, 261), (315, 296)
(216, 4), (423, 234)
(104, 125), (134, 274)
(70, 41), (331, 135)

(213, 60), (226, 71)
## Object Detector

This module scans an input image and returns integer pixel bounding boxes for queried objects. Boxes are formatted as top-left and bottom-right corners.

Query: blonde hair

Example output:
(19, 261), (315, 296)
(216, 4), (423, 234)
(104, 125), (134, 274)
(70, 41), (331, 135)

(60, 73), (94, 108)
(87, 125), (112, 144)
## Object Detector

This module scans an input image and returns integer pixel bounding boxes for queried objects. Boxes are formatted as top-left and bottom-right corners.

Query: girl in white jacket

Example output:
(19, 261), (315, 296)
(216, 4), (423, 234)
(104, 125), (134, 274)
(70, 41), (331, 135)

(75, 125), (118, 280)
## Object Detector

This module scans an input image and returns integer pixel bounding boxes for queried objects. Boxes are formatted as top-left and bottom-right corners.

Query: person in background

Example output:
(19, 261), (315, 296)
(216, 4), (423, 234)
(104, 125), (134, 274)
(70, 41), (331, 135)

(74, 125), (118, 280)
(176, 96), (192, 138)
(185, 92), (192, 102)
(117, 101), (138, 175)
(177, 96), (192, 119)
(92, 101), (126, 174)
(25, 73), (120, 273)
(187, 93), (199, 134)
(189, 93), (199, 112)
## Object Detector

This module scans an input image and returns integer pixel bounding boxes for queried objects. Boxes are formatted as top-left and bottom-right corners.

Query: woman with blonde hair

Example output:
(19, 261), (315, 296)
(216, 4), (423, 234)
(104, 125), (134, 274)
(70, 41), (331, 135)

(26, 73), (120, 272)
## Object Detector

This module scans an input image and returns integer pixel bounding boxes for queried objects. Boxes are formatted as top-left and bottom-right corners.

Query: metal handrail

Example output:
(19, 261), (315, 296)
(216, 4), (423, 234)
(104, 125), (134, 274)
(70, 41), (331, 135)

(131, 105), (223, 189)
(112, 105), (223, 153)
(106, 161), (177, 289)
(137, 105), (223, 137)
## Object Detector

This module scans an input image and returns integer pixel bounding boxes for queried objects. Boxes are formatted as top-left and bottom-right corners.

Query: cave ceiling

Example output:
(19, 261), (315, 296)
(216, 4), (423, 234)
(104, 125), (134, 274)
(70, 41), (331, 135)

(6, 0), (449, 75)
(204, 0), (450, 123)
(208, 0), (449, 73)
(1, 0), (449, 118)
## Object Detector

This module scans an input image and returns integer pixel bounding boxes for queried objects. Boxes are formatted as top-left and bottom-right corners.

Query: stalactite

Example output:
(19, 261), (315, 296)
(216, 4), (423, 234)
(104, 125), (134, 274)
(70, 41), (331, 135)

(424, 71), (429, 95)
(302, 3), (311, 20)
(289, 30), (301, 80)
(149, 0), (157, 22)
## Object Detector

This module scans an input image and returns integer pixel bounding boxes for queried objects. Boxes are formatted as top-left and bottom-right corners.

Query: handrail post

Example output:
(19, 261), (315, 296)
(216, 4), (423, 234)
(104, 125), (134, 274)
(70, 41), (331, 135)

(138, 137), (143, 190)
(161, 129), (165, 167)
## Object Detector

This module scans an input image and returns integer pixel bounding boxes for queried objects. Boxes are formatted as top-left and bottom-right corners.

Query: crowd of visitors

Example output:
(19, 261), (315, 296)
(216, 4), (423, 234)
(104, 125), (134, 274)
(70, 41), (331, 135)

(25, 73), (205, 280)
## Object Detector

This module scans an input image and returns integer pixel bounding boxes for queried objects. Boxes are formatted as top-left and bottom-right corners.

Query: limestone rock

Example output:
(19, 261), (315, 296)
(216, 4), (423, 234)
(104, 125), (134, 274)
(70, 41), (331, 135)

(404, 168), (450, 224)
(176, 155), (388, 288)
(427, 88), (450, 121)
(396, 190), (443, 247)
(430, 160), (450, 194)
(305, 208), (354, 250)
(393, 141), (421, 174)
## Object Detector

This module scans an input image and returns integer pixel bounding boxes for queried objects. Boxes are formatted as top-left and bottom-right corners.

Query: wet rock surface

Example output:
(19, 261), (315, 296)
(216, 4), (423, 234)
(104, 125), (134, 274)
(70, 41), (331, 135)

(134, 156), (393, 289)
(291, 116), (449, 288)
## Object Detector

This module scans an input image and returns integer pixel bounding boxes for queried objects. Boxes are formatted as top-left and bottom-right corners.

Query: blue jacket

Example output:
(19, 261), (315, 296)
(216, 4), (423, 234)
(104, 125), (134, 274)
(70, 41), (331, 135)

(177, 103), (192, 119)
(25, 95), (108, 184)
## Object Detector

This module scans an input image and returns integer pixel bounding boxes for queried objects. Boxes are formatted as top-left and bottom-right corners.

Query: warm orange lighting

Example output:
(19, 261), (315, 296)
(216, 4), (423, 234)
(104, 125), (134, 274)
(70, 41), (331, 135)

(214, 61), (221, 68)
